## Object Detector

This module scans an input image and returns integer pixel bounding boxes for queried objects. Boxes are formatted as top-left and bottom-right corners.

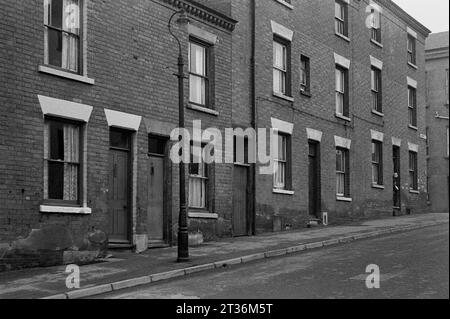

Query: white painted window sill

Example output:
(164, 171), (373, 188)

(188, 211), (218, 219)
(273, 189), (294, 195)
(337, 196), (352, 202)
(273, 92), (294, 102)
(408, 62), (418, 70)
(274, 0), (293, 9)
(370, 39), (383, 48)
(335, 113), (352, 122)
(335, 32), (350, 43)
(372, 110), (384, 117)
(409, 190), (420, 194)
(38, 65), (95, 85)
(408, 124), (418, 131)
(187, 103), (219, 116)
(40, 205), (92, 214)
(372, 184), (385, 190)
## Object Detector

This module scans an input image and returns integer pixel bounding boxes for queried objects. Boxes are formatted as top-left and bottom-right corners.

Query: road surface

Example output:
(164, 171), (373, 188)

(98, 224), (449, 299)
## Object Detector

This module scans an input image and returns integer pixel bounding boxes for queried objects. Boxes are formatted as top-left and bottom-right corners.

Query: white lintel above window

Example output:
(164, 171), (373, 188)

(104, 109), (142, 131)
(407, 76), (418, 88)
(407, 27), (418, 39)
(335, 136), (352, 149)
(370, 55), (383, 70)
(371, 129), (384, 142)
(306, 128), (323, 142)
(271, 117), (294, 135)
(188, 24), (218, 45)
(334, 53), (351, 69)
(271, 20), (294, 41)
(38, 95), (93, 122)
(392, 137), (402, 147)
(408, 142), (419, 152)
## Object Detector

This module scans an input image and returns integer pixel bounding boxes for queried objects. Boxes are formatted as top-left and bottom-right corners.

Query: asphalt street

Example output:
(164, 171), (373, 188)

(97, 224), (449, 299)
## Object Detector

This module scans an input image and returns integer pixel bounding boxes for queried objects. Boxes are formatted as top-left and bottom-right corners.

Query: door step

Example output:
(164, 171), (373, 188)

(148, 240), (169, 249)
(108, 242), (133, 250)
(307, 218), (323, 228)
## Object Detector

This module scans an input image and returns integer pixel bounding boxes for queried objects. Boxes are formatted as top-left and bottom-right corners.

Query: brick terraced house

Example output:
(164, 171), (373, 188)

(0, 0), (236, 270)
(230, 0), (431, 234)
(0, 0), (432, 270)
(425, 31), (449, 214)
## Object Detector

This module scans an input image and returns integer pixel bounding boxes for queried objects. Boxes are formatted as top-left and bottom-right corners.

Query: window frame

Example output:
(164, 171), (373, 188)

(335, 0), (348, 37)
(273, 36), (292, 97)
(335, 65), (349, 117)
(273, 132), (292, 191)
(188, 143), (209, 210)
(336, 147), (350, 197)
(188, 37), (214, 109)
(371, 140), (383, 186)
(370, 9), (382, 43)
(44, 0), (83, 75)
(43, 116), (83, 207)
(371, 66), (382, 113)
(408, 85), (417, 127)
(407, 34), (417, 66)
(409, 151), (418, 191)
(300, 55), (311, 95)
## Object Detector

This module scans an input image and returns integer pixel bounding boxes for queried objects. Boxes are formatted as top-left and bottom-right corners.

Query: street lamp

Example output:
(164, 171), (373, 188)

(168, 9), (190, 262)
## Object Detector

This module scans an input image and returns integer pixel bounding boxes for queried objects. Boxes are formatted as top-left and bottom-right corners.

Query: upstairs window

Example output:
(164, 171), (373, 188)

(335, 0), (348, 37)
(370, 9), (382, 43)
(371, 66), (382, 113)
(407, 34), (416, 66)
(44, 0), (81, 73)
(273, 37), (291, 96)
(189, 39), (212, 108)
(408, 86), (417, 128)
(300, 55), (311, 94)
(335, 65), (349, 117)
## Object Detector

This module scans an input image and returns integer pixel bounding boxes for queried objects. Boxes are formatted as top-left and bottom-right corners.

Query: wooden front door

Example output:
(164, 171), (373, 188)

(108, 139), (131, 243)
(393, 146), (401, 209)
(308, 141), (321, 218)
(233, 164), (249, 237)
(147, 136), (168, 246)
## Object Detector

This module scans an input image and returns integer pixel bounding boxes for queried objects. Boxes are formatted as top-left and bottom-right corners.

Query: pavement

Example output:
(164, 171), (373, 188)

(98, 224), (449, 299)
(0, 213), (447, 299)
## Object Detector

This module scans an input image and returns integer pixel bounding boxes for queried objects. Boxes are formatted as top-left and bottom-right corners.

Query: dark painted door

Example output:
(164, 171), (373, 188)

(108, 149), (130, 242)
(393, 146), (401, 209)
(233, 165), (248, 237)
(148, 156), (165, 243)
(308, 141), (321, 218)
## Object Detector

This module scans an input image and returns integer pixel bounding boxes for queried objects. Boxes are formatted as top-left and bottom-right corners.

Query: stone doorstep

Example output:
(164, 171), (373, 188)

(42, 221), (447, 299)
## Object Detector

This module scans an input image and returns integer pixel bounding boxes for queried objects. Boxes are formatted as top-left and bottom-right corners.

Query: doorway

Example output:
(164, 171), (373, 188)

(308, 141), (321, 218)
(393, 145), (401, 210)
(232, 136), (250, 237)
(108, 129), (132, 244)
(147, 135), (168, 247)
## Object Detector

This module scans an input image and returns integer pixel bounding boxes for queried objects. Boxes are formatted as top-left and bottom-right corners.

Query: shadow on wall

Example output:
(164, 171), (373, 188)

(0, 224), (108, 272)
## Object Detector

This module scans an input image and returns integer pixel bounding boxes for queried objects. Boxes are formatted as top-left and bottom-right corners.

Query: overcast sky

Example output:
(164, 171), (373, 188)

(392, 0), (449, 33)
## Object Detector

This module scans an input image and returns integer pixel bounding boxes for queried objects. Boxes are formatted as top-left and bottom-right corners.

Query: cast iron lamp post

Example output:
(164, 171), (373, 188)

(168, 9), (190, 262)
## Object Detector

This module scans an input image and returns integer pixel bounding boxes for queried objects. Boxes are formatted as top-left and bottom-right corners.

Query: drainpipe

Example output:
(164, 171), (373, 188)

(250, 0), (257, 235)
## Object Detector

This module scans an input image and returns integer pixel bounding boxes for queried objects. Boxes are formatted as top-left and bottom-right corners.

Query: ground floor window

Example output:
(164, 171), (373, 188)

(336, 148), (350, 197)
(44, 118), (81, 203)
(409, 151), (418, 190)
(189, 144), (208, 209)
(372, 140), (383, 186)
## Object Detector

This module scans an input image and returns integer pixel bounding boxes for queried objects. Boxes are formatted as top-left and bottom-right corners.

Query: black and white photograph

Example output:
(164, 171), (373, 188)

(0, 0), (449, 308)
